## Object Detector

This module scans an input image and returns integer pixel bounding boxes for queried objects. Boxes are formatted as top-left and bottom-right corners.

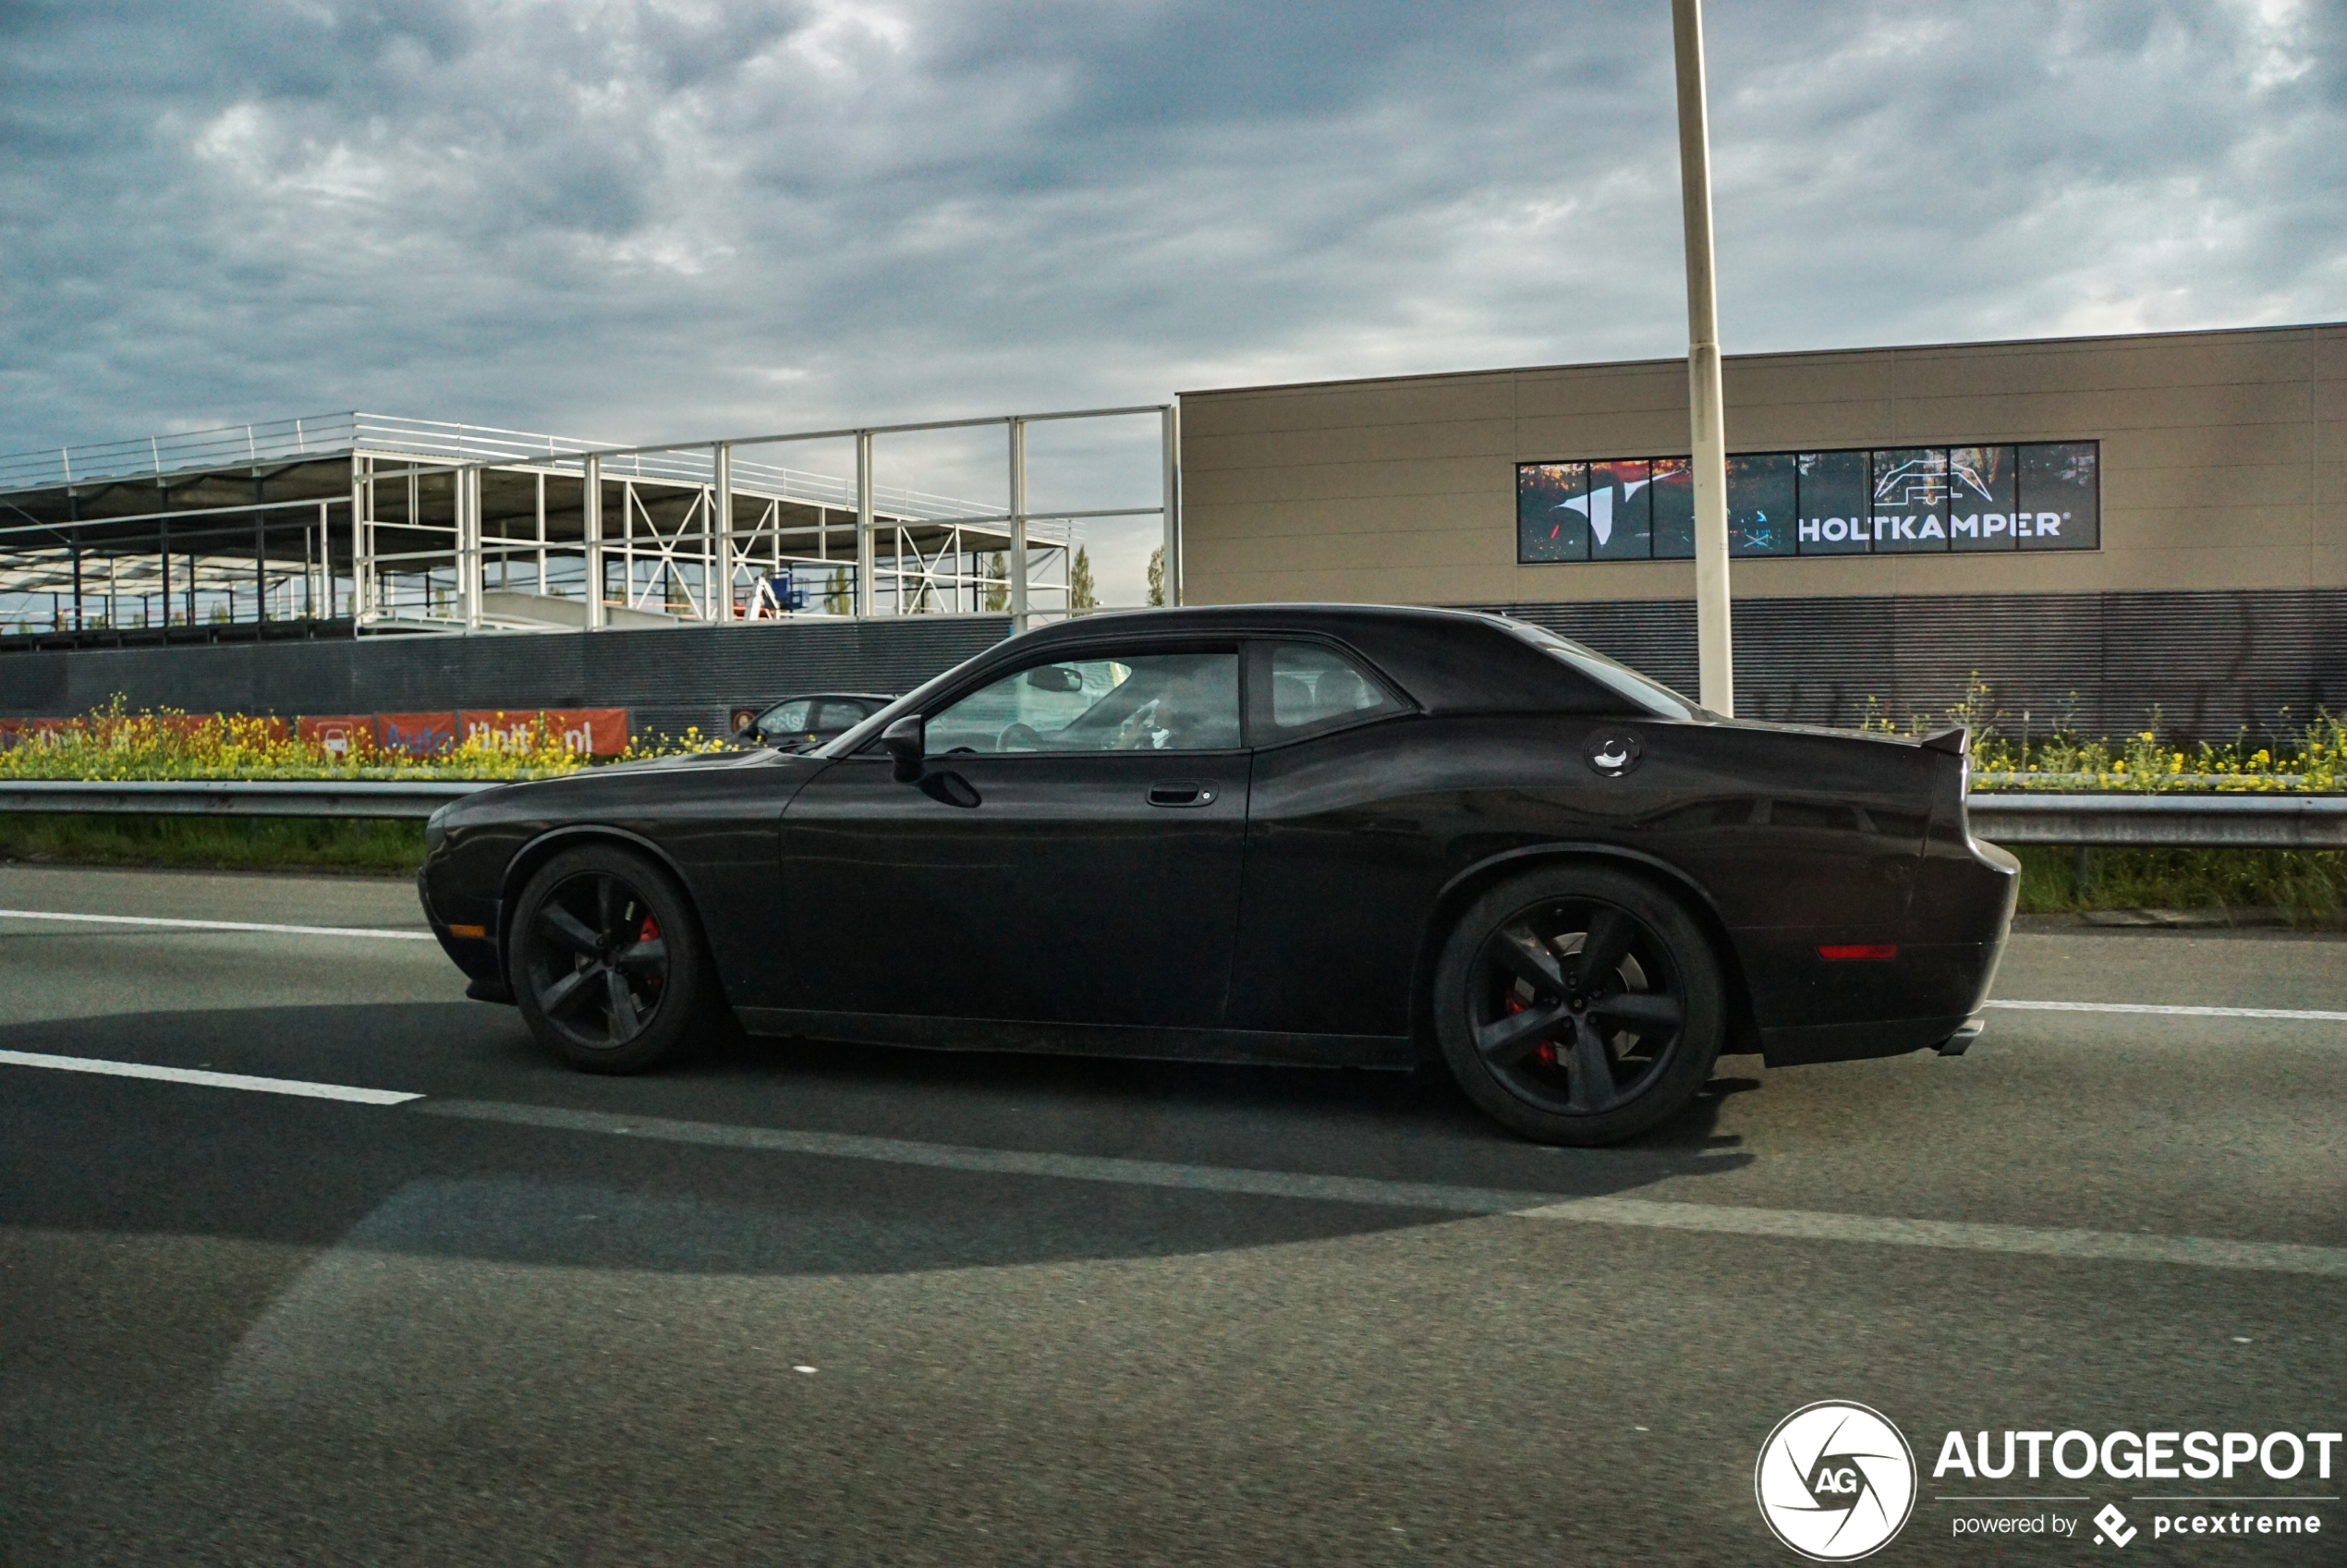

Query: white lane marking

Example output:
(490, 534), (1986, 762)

(0, 908), (433, 940)
(1988, 999), (2347, 1023)
(0, 1050), (422, 1104)
(419, 1099), (2347, 1278)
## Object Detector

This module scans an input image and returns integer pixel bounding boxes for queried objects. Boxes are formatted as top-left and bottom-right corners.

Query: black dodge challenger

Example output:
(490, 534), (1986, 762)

(419, 604), (2017, 1145)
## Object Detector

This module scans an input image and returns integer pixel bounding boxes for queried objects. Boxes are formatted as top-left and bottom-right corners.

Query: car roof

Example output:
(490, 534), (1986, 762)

(1024, 602), (1502, 640)
(762, 692), (895, 705)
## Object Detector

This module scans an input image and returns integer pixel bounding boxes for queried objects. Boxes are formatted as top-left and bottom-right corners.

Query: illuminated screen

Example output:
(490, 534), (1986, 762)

(1516, 442), (2099, 563)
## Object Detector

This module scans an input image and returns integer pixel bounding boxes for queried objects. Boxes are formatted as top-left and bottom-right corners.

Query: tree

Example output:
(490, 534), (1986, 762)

(823, 571), (851, 617)
(1068, 546), (1098, 611)
(1146, 547), (1164, 607)
(984, 552), (1009, 613)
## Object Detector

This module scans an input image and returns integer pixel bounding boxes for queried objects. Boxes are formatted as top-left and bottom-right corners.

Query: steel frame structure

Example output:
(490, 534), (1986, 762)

(0, 407), (1179, 641)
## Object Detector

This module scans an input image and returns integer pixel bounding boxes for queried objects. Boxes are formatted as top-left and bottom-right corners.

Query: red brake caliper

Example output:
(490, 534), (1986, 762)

(1503, 994), (1559, 1065)
(638, 914), (662, 988)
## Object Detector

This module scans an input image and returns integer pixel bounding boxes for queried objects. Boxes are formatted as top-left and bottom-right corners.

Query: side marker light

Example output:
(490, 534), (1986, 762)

(1817, 943), (1897, 961)
(447, 923), (488, 939)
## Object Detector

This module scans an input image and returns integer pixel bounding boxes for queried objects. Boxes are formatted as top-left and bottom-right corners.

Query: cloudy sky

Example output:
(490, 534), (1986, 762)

(3, 0), (2340, 466)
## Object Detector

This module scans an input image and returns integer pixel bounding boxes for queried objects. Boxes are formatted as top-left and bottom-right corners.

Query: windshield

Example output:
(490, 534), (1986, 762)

(1493, 618), (1702, 721)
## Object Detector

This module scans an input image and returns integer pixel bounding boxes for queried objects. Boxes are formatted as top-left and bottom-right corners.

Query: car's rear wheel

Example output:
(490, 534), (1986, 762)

(509, 845), (715, 1074)
(1433, 865), (1723, 1146)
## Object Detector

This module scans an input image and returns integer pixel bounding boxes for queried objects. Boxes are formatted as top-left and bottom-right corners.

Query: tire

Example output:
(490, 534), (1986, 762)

(1432, 865), (1724, 1146)
(508, 845), (719, 1074)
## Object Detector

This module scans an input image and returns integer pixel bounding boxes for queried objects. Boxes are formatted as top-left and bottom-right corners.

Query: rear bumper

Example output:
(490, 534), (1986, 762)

(1757, 1012), (1982, 1068)
(1732, 822), (2017, 1068)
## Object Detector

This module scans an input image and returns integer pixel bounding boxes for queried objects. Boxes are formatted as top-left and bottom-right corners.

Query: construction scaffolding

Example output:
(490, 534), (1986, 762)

(0, 407), (1178, 647)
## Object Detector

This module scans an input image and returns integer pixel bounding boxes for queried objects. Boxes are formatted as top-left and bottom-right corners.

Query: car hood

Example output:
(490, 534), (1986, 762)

(443, 748), (803, 821)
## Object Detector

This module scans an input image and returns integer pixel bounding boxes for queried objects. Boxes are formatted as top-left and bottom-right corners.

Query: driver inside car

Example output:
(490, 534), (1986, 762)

(1112, 665), (1238, 750)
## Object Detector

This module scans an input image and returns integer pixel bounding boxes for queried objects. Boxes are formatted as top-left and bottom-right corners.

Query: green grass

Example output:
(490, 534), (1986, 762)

(2013, 845), (2347, 926)
(0, 813), (425, 875)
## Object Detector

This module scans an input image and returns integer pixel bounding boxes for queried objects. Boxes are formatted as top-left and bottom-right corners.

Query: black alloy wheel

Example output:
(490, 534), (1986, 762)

(511, 845), (713, 1073)
(1434, 866), (1724, 1145)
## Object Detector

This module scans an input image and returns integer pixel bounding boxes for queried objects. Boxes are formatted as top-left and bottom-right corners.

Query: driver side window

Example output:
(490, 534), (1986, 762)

(756, 699), (814, 739)
(924, 651), (1241, 754)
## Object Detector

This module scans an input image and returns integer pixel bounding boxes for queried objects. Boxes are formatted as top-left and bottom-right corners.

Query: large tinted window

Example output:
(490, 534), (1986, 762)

(1871, 447), (1950, 553)
(1518, 441), (2099, 561)
(1649, 458), (1695, 559)
(926, 651), (1241, 753)
(1726, 453), (1797, 557)
(1948, 445), (2017, 553)
(1517, 463), (1590, 562)
(1587, 458), (1653, 561)
(1795, 450), (1869, 554)
(2017, 442), (2099, 550)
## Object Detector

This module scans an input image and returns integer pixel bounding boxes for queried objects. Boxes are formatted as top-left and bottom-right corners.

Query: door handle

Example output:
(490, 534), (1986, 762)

(1147, 782), (1217, 808)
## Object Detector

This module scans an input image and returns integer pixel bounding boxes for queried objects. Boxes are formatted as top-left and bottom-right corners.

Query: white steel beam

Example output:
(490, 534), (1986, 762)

(1009, 418), (1028, 631)
(349, 456), (368, 623)
(854, 432), (875, 618)
(713, 441), (734, 622)
(1161, 403), (1181, 608)
(460, 466), (482, 629)
(583, 455), (605, 629)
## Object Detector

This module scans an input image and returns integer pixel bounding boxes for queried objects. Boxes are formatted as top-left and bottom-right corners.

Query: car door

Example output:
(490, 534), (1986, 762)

(775, 643), (1250, 1033)
(1221, 638), (1428, 1041)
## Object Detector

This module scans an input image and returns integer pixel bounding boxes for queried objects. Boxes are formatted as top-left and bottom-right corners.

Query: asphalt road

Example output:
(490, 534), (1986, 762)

(2, 864), (2341, 1566)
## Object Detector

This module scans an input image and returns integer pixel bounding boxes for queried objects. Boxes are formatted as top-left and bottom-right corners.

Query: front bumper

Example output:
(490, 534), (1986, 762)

(417, 867), (512, 1003)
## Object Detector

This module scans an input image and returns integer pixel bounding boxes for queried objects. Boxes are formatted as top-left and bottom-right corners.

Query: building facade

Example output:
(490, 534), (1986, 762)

(1178, 322), (2346, 739)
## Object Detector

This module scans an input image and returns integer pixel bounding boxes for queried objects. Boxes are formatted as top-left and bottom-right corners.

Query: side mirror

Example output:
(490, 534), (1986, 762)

(882, 713), (926, 783)
(1026, 665), (1081, 693)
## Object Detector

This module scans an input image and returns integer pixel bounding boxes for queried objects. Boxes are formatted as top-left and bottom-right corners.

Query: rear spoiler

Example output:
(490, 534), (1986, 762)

(1918, 724), (1968, 757)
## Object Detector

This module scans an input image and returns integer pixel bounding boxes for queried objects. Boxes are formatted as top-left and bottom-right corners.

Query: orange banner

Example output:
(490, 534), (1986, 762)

(297, 714), (374, 760)
(375, 711), (458, 756)
(0, 718), (72, 750)
(540, 708), (629, 757)
(458, 710), (541, 751)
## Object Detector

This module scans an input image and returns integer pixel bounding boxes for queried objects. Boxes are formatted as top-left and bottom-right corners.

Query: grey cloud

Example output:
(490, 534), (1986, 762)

(0, 0), (2338, 472)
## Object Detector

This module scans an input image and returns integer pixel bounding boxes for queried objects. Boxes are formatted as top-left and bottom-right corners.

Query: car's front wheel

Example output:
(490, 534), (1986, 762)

(1433, 865), (1724, 1146)
(509, 845), (716, 1074)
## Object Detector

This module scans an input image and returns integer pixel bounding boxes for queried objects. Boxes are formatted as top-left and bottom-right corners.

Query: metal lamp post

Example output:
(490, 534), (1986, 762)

(1672, 0), (1733, 715)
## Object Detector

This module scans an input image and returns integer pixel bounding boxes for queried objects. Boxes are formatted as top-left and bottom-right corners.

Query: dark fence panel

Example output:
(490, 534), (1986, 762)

(0, 616), (1013, 739)
(8, 590), (2343, 744)
(1478, 589), (2347, 743)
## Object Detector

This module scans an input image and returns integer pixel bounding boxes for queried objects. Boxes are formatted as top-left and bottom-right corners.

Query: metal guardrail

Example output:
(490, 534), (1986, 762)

(1964, 793), (2347, 848)
(0, 779), (499, 820)
(2, 780), (2344, 845)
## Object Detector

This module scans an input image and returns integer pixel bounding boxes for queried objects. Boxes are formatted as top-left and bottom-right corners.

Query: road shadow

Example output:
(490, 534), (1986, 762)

(1, 1001), (1762, 1284)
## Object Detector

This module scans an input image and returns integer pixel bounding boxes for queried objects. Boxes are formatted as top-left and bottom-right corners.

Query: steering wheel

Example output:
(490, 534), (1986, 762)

(997, 723), (1045, 753)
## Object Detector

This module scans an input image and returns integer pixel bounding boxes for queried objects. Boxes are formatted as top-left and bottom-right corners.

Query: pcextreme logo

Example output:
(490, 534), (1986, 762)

(1756, 1402), (1918, 1561)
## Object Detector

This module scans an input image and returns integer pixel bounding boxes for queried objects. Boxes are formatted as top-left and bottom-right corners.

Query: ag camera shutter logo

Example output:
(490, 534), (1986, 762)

(1756, 1402), (1917, 1561)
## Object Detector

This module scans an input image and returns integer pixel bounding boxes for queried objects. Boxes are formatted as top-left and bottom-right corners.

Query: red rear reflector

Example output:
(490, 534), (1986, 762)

(1818, 944), (1898, 961)
(446, 923), (487, 940)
